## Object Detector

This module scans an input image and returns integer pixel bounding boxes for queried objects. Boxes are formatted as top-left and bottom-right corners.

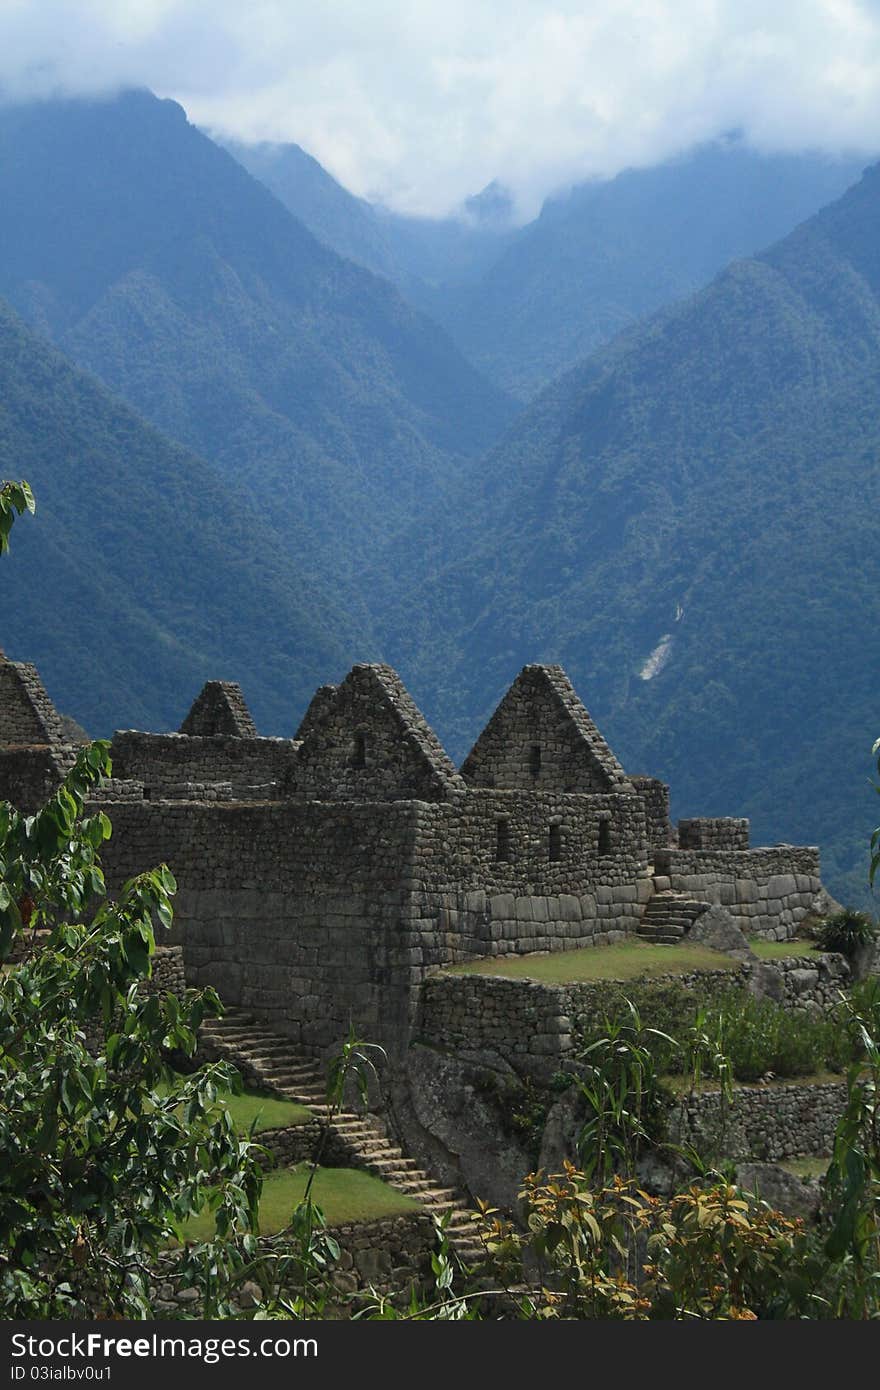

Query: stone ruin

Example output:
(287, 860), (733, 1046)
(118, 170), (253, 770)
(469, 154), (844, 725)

(0, 648), (828, 1061)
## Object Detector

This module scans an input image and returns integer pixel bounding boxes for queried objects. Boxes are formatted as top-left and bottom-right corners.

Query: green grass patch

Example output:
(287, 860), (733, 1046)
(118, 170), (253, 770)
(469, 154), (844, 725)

(178, 1166), (418, 1241)
(222, 1090), (312, 1135)
(664, 1069), (845, 1095)
(447, 939), (739, 984)
(779, 1156), (830, 1179)
(157, 1081), (311, 1134)
(748, 938), (817, 959)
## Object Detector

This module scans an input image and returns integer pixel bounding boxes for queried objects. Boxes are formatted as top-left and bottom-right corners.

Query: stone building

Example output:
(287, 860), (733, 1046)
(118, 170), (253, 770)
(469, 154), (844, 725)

(0, 648), (825, 1059)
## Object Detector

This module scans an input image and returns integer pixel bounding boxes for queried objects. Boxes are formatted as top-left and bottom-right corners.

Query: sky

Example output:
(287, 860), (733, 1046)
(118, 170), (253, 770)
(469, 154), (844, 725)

(1, 0), (879, 218)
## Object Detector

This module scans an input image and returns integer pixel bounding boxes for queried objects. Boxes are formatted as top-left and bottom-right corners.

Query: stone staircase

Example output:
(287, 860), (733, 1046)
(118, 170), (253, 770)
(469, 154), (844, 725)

(199, 1007), (486, 1268)
(638, 891), (709, 943)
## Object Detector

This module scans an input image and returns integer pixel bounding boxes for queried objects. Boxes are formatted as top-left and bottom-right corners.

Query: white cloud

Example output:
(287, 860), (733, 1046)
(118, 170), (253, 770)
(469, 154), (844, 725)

(1, 0), (879, 217)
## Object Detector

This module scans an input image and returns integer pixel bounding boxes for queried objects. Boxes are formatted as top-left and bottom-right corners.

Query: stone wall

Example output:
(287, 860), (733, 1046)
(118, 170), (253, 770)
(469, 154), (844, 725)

(0, 745), (76, 812)
(98, 800), (423, 1055)
(744, 951), (850, 1013)
(257, 1121), (323, 1168)
(110, 731), (299, 800)
(152, 1211), (436, 1314)
(406, 789), (651, 965)
(0, 658), (64, 744)
(148, 945), (187, 998)
(179, 682), (257, 739)
(668, 1079), (846, 1160)
(678, 818), (749, 851)
(94, 783), (657, 1059)
(460, 664), (629, 793)
(417, 952), (847, 1083)
(417, 968), (740, 1081)
(328, 1212), (436, 1301)
(254, 1122), (373, 1171)
(653, 846), (822, 938)
(629, 776), (673, 851)
(293, 664), (463, 804)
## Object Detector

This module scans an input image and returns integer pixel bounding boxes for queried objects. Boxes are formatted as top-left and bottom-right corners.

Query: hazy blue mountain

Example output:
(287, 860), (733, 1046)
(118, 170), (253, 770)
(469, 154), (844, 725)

(434, 140), (868, 398)
(377, 160), (880, 905)
(0, 90), (514, 587)
(222, 134), (516, 306)
(225, 131), (865, 402)
(218, 136), (403, 283)
(0, 295), (363, 737)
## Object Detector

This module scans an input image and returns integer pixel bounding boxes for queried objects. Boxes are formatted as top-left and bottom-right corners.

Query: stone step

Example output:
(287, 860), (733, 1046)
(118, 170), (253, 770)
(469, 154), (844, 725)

(365, 1160), (420, 1176)
(214, 1023), (260, 1034)
(422, 1194), (467, 1210)
(258, 1071), (323, 1087)
(199, 1011), (481, 1262)
(366, 1154), (418, 1168)
(643, 911), (695, 924)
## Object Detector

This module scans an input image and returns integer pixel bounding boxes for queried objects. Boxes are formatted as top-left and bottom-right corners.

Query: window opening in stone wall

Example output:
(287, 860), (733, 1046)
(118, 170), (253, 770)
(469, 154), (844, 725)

(352, 731), (367, 768)
(495, 818), (511, 862)
(598, 818), (611, 855)
(549, 822), (562, 862)
(530, 744), (541, 779)
(142, 788), (151, 801)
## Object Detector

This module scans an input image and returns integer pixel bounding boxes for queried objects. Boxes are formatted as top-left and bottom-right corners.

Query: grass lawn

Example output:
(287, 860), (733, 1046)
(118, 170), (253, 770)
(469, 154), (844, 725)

(222, 1090), (312, 1134)
(157, 1082), (311, 1134)
(446, 939), (739, 984)
(664, 1070), (845, 1095)
(748, 938), (818, 960)
(178, 1166), (418, 1240)
(779, 1156), (830, 1179)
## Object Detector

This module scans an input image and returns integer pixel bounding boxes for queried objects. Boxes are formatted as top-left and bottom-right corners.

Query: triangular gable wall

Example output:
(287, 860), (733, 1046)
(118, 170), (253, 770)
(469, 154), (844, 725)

(295, 663), (462, 802)
(0, 654), (64, 746)
(179, 682), (258, 738)
(461, 664), (630, 793)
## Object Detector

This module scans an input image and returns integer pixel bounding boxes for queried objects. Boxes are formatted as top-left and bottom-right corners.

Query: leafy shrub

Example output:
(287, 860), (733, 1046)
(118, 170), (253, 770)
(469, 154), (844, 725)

(574, 979), (739, 1074)
(577, 989), (851, 1085)
(716, 994), (847, 1082)
(815, 908), (877, 959)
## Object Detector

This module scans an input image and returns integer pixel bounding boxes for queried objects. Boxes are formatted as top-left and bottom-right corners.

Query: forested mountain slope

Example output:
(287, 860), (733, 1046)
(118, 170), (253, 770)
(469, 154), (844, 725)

(435, 142), (866, 398)
(0, 297), (361, 736)
(229, 134), (864, 402)
(378, 161), (880, 902)
(0, 90), (514, 586)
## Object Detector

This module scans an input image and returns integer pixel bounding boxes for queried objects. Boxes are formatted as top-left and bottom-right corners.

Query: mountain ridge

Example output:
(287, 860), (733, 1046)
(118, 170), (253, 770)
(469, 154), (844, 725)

(371, 159), (880, 903)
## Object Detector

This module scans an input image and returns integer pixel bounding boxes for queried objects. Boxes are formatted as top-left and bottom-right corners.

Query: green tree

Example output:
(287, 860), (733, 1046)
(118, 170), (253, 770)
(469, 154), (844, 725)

(0, 481), (264, 1316)
(0, 479), (34, 555)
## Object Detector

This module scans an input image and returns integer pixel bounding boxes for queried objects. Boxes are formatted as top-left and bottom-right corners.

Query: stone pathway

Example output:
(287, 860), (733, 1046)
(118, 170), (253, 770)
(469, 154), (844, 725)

(199, 1006), (486, 1268)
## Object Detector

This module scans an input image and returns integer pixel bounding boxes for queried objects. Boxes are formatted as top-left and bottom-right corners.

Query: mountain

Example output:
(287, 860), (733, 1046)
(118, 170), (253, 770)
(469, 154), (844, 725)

(221, 135), (516, 304)
(434, 140), (868, 398)
(218, 137), (403, 283)
(226, 133), (865, 403)
(0, 295), (361, 737)
(0, 90), (514, 589)
(377, 160), (880, 904)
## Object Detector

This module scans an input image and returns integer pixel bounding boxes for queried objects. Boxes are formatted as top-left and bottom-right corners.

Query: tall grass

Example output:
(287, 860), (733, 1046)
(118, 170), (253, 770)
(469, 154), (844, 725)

(575, 984), (851, 1084)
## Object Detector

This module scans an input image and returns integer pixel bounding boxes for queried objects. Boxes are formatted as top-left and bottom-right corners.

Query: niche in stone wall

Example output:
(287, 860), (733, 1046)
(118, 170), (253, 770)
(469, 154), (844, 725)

(495, 817), (511, 863)
(598, 816), (611, 856)
(529, 744), (542, 779)
(548, 821), (562, 862)
(351, 730), (367, 768)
